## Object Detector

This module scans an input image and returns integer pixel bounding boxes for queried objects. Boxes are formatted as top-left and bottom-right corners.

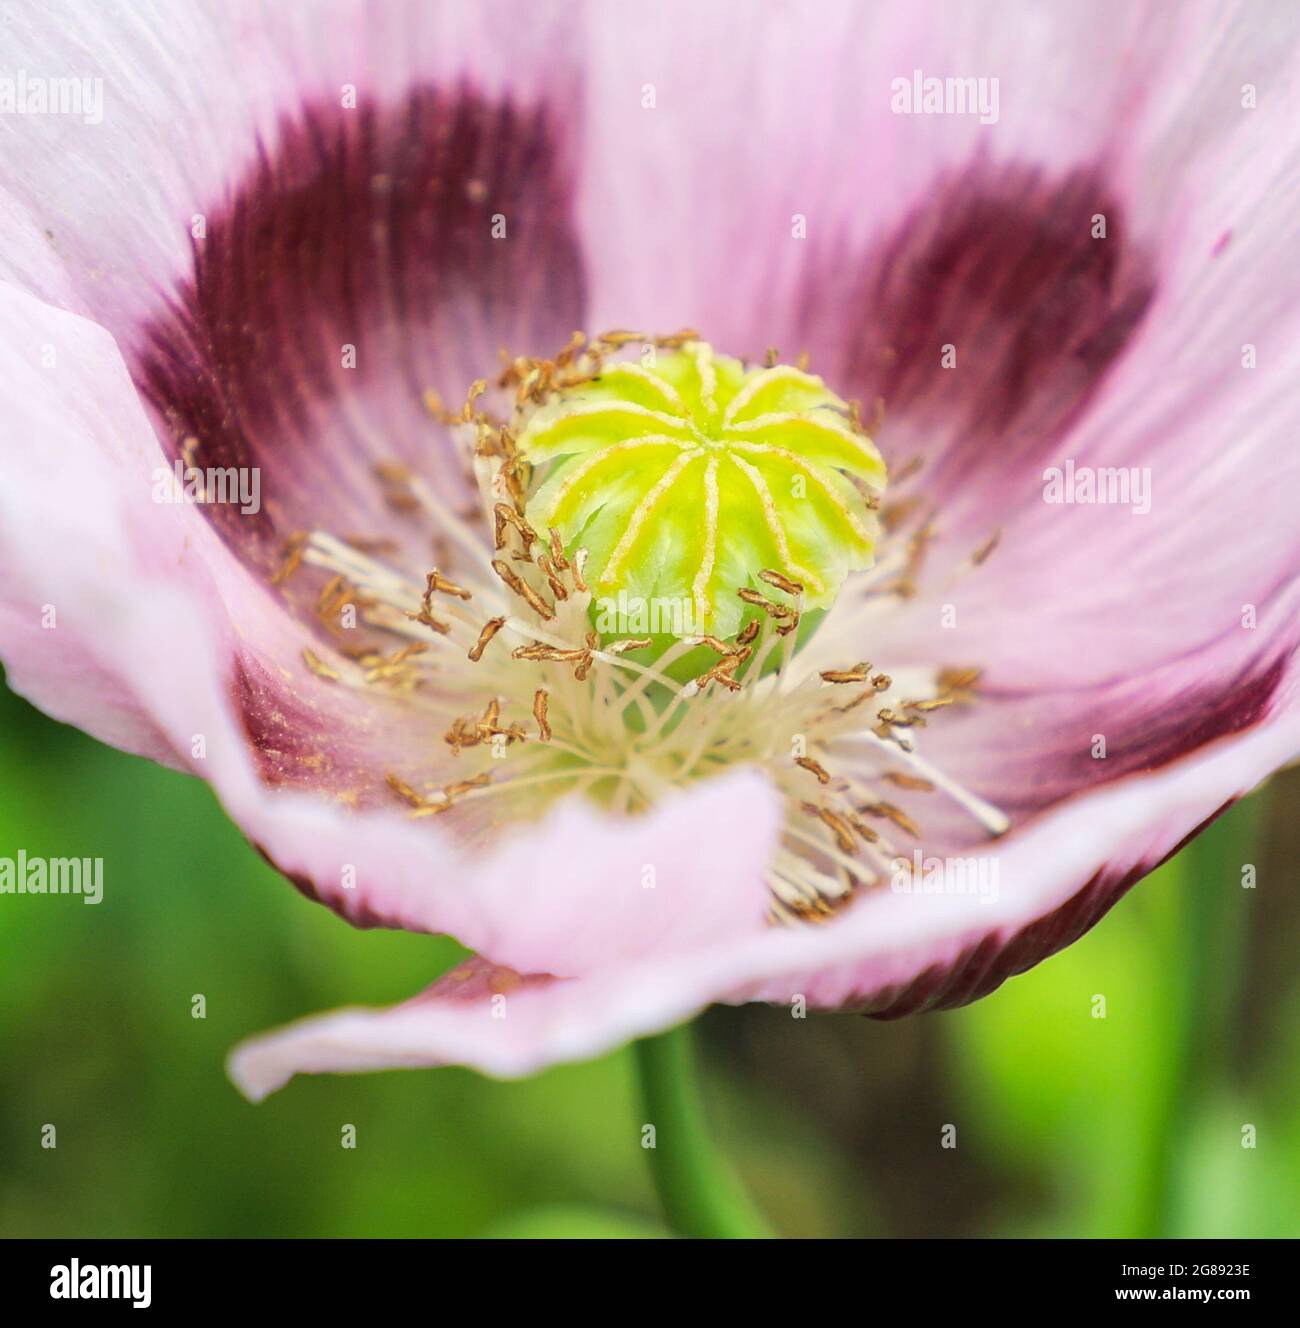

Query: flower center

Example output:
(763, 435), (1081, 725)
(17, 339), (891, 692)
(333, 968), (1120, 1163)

(283, 329), (1007, 926)
(513, 338), (886, 679)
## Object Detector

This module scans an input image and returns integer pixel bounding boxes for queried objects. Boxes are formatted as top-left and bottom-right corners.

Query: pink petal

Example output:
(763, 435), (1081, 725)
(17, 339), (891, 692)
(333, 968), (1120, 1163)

(0, 8), (785, 982)
(227, 764), (785, 977)
(229, 700), (1299, 1097)
(0, 282), (431, 796)
(0, 287), (200, 766)
(130, 83), (586, 579)
(574, 0), (1283, 350)
(2, 2), (593, 798)
(2, 1), (582, 326)
(806, 26), (1300, 833)
(574, 0), (1300, 566)
(0, 283), (782, 972)
(3, 2), (588, 586)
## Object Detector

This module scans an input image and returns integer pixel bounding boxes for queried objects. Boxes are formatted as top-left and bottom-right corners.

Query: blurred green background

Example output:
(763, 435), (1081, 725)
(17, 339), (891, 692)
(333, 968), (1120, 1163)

(1, 669), (1297, 1238)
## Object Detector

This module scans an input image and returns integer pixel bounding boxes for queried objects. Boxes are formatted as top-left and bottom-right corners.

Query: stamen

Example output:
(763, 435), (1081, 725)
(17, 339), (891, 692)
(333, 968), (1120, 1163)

(273, 532), (308, 585)
(512, 641), (586, 664)
(846, 729), (1010, 837)
(267, 328), (1010, 929)
(491, 559), (554, 620)
(798, 803), (861, 857)
(425, 569), (472, 601)
(794, 756), (832, 785)
(372, 460), (422, 514)
(857, 800), (922, 840)
(302, 648), (340, 682)
(972, 529), (1001, 566)
(536, 554), (569, 601)
(737, 587), (793, 619)
(405, 576), (452, 635)
(422, 386), (462, 426)
(468, 616), (507, 661)
(820, 665), (872, 684)
(758, 569), (804, 597)
(385, 772), (433, 808)
(494, 501), (537, 553)
(570, 548), (589, 593)
(362, 642), (428, 689)
(533, 689), (552, 741)
(316, 574), (346, 616)
(906, 696), (953, 714)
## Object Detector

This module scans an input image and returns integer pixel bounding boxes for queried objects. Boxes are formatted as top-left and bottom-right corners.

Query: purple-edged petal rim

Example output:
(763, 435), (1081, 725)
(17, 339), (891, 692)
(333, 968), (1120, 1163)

(227, 688), (1299, 1098)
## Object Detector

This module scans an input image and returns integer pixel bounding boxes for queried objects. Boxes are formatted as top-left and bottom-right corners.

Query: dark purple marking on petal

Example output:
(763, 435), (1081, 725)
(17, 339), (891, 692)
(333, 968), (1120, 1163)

(980, 650), (1290, 819)
(133, 85), (587, 572)
(861, 802), (1234, 1018)
(230, 652), (429, 806)
(232, 653), (339, 789)
(1071, 650), (1287, 784)
(802, 161), (1156, 509)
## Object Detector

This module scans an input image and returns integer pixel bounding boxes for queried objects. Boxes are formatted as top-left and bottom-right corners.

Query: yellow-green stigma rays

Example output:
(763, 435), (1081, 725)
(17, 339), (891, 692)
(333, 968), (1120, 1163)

(514, 341), (886, 670)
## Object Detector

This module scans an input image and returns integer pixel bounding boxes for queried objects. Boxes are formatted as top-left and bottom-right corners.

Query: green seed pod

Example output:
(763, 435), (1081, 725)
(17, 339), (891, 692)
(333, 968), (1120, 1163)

(516, 341), (886, 668)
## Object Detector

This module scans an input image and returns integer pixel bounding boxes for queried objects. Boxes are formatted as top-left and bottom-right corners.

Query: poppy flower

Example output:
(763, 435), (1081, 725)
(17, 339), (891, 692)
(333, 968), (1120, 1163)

(0, 0), (1296, 1102)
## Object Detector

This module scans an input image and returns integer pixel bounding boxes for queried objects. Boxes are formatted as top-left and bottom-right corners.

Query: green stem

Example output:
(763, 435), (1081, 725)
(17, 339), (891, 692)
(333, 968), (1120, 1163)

(633, 1023), (773, 1238)
(1149, 791), (1268, 1236)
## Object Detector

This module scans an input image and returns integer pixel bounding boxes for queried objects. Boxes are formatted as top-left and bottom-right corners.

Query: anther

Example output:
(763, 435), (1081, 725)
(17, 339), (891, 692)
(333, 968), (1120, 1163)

(858, 801), (921, 839)
(532, 689), (552, 741)
(821, 665), (871, 684)
(795, 756), (832, 785)
(468, 616), (506, 662)
(758, 569), (804, 597)
(302, 648), (340, 682)
(491, 559), (554, 620)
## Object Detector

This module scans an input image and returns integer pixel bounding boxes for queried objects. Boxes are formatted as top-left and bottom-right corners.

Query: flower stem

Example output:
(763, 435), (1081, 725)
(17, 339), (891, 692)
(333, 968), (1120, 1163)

(633, 1023), (774, 1238)
(1149, 791), (1267, 1236)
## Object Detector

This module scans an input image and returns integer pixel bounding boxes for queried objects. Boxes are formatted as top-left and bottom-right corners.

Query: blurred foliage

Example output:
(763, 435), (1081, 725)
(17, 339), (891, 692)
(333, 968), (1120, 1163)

(945, 797), (1300, 1237)
(1, 672), (1297, 1237)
